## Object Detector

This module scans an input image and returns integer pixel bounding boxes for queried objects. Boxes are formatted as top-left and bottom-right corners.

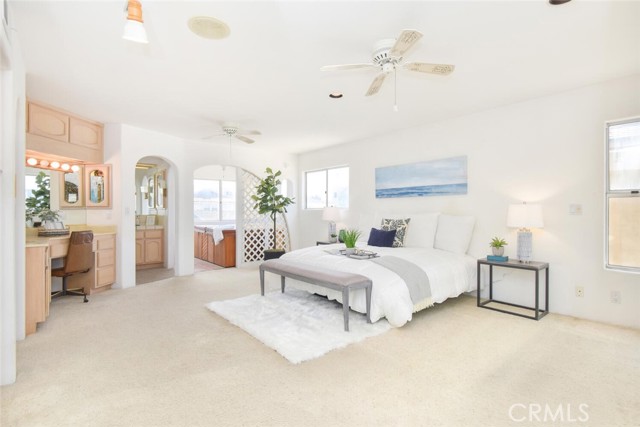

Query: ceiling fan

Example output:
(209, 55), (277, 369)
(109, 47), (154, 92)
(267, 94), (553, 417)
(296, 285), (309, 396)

(321, 29), (455, 102)
(203, 123), (261, 144)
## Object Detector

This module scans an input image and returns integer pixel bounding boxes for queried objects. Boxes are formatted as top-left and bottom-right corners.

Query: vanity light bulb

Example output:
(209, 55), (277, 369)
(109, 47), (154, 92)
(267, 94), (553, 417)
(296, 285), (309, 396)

(50, 161), (60, 169)
(71, 165), (80, 172)
(39, 160), (49, 167)
(27, 158), (38, 166)
(61, 163), (70, 171)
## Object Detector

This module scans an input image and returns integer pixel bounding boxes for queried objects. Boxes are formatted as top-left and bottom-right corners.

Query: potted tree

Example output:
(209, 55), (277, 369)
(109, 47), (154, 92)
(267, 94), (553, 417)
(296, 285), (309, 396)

(489, 237), (508, 256)
(25, 171), (51, 227)
(251, 167), (295, 260)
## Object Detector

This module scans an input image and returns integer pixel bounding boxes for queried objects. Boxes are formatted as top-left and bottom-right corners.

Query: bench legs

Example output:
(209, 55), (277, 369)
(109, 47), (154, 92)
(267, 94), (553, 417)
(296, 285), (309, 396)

(259, 268), (372, 332)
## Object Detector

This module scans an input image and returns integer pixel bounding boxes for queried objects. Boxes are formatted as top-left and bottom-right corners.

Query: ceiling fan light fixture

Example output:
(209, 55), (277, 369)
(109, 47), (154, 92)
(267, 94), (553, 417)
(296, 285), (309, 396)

(188, 16), (230, 40)
(122, 0), (149, 44)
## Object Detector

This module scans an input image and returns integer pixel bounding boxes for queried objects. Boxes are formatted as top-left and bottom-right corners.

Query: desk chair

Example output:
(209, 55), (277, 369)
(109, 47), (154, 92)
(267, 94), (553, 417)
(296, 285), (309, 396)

(51, 230), (93, 303)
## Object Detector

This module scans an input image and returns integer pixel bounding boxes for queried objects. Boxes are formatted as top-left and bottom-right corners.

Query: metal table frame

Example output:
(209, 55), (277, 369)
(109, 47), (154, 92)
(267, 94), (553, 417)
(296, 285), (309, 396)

(477, 258), (549, 320)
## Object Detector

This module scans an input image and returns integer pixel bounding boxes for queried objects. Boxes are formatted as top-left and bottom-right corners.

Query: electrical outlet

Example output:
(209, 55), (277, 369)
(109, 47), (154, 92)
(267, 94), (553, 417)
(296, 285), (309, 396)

(611, 291), (621, 304)
(575, 286), (584, 297)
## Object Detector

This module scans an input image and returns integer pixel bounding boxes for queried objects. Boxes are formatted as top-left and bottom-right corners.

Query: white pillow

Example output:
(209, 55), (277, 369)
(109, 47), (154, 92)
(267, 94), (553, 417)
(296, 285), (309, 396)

(434, 214), (476, 254)
(403, 213), (440, 248)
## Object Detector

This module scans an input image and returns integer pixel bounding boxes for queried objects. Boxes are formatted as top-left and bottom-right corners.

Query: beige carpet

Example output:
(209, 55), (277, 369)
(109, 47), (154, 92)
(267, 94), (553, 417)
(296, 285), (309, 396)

(2, 266), (639, 427)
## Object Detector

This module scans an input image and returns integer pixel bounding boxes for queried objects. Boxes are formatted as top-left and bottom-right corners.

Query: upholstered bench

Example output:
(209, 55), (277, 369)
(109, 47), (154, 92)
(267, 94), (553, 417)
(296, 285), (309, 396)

(259, 259), (372, 331)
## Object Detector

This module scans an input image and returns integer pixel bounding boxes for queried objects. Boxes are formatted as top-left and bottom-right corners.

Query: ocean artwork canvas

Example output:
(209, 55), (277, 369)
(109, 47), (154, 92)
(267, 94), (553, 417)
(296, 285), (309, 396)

(375, 156), (468, 199)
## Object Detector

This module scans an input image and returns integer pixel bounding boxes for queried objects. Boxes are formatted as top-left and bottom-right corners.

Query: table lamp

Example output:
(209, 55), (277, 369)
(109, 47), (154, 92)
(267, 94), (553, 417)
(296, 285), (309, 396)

(322, 207), (340, 242)
(507, 202), (544, 263)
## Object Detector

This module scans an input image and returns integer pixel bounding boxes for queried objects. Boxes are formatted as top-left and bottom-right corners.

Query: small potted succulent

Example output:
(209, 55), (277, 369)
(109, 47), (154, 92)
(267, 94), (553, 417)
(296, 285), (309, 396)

(342, 229), (361, 255)
(489, 237), (508, 256)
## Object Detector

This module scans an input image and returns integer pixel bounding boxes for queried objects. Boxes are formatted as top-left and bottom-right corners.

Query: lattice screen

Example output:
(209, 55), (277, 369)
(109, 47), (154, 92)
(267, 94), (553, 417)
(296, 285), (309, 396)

(240, 169), (291, 263)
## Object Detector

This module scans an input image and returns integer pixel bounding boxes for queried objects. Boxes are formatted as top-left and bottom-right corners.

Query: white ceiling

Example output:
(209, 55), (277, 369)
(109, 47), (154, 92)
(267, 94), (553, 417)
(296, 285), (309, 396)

(9, 0), (640, 154)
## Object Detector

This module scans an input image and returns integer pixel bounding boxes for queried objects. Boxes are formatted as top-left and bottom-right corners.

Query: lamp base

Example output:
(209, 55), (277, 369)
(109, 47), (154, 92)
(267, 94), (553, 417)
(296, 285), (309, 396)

(516, 230), (533, 263)
(328, 221), (337, 242)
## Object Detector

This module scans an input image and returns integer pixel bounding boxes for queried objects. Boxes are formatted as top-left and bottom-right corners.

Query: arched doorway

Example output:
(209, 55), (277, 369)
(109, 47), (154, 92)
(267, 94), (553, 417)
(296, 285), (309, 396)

(135, 156), (174, 284)
(193, 164), (237, 272)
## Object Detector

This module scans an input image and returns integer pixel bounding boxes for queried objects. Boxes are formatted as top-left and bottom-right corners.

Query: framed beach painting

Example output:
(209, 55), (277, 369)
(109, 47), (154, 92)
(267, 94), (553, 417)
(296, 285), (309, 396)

(375, 156), (468, 198)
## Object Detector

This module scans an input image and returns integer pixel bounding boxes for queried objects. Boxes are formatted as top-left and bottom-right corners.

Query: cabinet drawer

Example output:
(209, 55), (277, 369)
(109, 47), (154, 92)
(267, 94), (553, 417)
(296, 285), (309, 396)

(49, 240), (69, 258)
(145, 230), (163, 239)
(97, 235), (115, 250)
(97, 249), (115, 268)
(96, 267), (115, 287)
(136, 231), (145, 239)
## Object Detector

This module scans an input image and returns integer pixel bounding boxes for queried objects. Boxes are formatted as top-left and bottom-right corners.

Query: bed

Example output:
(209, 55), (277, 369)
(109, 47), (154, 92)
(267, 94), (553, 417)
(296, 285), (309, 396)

(266, 213), (478, 327)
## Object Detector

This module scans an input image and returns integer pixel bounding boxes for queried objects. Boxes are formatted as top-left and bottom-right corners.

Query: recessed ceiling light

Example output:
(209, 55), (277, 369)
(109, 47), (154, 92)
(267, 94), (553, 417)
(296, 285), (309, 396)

(188, 16), (230, 40)
(329, 93), (343, 99)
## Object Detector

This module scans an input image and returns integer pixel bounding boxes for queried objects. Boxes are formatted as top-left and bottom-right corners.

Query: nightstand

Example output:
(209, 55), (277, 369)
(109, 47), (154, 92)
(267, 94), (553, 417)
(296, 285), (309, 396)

(477, 258), (549, 320)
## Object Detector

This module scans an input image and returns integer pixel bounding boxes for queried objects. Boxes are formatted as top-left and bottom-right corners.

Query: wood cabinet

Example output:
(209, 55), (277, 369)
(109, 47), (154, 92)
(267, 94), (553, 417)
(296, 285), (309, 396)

(136, 229), (164, 269)
(193, 228), (236, 268)
(25, 245), (51, 335)
(94, 234), (116, 289)
(26, 100), (104, 164)
(25, 232), (116, 335)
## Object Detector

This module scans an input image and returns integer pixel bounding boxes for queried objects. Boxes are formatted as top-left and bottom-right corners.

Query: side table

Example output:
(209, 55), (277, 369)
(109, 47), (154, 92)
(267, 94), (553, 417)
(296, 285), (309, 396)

(477, 258), (549, 320)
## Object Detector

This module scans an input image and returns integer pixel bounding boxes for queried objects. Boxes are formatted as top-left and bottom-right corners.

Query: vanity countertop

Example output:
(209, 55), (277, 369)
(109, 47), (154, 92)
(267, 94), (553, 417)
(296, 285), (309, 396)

(26, 225), (117, 247)
(135, 225), (164, 230)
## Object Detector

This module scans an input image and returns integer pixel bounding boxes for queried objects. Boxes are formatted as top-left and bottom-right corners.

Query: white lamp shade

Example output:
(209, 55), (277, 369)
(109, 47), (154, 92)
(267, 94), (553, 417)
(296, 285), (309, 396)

(322, 206), (340, 222)
(123, 19), (149, 44)
(507, 203), (544, 228)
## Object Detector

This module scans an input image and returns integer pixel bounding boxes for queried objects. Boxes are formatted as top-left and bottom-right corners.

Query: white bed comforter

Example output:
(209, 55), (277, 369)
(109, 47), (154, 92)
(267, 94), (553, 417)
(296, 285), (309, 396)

(269, 244), (477, 327)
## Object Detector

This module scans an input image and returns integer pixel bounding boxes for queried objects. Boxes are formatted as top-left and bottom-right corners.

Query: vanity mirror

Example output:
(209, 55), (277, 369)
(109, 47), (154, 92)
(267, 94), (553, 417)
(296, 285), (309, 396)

(59, 166), (84, 208)
(85, 164), (111, 208)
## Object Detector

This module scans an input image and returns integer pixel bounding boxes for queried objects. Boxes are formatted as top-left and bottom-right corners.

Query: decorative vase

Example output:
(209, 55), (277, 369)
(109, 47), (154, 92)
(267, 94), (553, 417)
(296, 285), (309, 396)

(492, 247), (504, 256)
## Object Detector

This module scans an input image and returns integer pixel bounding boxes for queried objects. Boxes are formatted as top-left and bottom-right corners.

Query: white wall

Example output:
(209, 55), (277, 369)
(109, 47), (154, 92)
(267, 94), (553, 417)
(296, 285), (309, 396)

(1, 11), (26, 384)
(102, 124), (298, 291)
(297, 75), (640, 329)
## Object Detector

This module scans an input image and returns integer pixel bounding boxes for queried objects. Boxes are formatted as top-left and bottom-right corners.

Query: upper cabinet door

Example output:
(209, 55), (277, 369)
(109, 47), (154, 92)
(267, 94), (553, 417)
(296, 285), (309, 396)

(69, 117), (103, 150)
(28, 103), (69, 143)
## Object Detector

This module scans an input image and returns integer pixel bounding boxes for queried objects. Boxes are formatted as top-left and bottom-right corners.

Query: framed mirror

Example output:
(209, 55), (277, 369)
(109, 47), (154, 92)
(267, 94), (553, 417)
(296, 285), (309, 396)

(59, 167), (84, 208)
(147, 176), (155, 208)
(155, 171), (165, 209)
(85, 164), (111, 208)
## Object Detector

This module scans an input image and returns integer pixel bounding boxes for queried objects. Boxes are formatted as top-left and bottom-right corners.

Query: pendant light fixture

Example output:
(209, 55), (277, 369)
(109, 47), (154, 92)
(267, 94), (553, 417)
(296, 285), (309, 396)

(122, 0), (148, 44)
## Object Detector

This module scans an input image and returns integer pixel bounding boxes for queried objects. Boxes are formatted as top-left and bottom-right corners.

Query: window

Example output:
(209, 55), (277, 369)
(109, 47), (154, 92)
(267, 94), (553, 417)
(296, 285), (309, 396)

(193, 179), (236, 223)
(305, 166), (349, 209)
(606, 119), (640, 272)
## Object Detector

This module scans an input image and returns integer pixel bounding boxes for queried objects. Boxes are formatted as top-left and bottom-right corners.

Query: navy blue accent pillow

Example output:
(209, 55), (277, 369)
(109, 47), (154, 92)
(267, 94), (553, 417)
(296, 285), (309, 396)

(367, 228), (397, 247)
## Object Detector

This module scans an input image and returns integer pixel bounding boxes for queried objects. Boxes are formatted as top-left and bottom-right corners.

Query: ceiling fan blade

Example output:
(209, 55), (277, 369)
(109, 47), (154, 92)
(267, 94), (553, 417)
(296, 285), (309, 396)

(235, 135), (255, 144)
(403, 62), (455, 75)
(321, 63), (377, 72)
(238, 129), (261, 136)
(365, 73), (387, 96)
(201, 133), (224, 140)
(389, 29), (423, 58)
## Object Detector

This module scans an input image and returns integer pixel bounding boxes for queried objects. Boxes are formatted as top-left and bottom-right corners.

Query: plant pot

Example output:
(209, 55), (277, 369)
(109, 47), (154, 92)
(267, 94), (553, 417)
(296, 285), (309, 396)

(264, 250), (285, 260)
(491, 247), (504, 256)
(345, 247), (356, 255)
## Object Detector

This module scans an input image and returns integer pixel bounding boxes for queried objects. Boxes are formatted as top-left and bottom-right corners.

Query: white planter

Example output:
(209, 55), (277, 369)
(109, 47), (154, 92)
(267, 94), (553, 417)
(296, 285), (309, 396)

(491, 247), (505, 256)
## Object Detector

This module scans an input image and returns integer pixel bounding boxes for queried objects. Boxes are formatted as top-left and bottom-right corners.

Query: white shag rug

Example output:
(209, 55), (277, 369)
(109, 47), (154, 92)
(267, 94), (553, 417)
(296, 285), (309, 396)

(206, 289), (391, 364)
